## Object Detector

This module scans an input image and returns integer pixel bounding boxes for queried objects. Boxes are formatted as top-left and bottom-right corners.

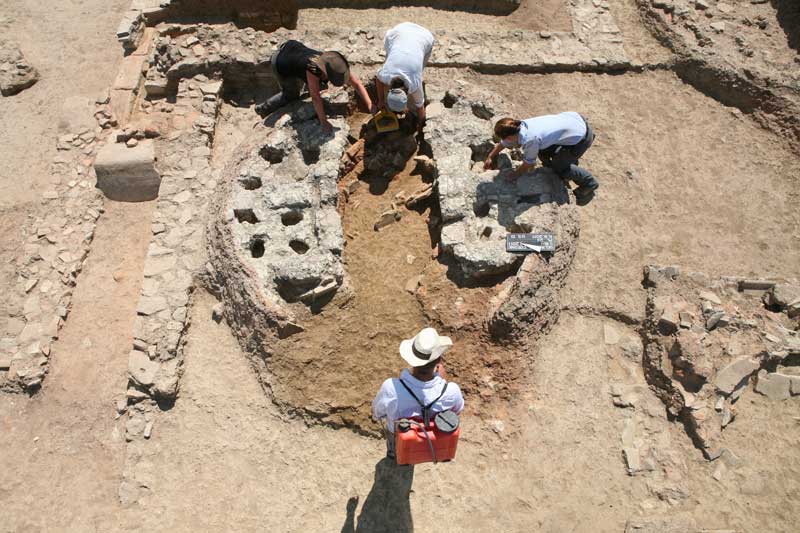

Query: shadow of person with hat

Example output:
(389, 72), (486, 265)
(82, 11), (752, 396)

(341, 458), (415, 533)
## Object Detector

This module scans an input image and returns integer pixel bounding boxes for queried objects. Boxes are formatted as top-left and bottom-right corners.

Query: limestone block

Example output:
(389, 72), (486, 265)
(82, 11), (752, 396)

(714, 357), (759, 395)
(128, 350), (158, 387)
(144, 76), (169, 98)
(94, 140), (161, 202)
(113, 54), (147, 91)
(755, 370), (792, 400)
(0, 40), (39, 96)
(152, 359), (180, 399)
(764, 284), (800, 314)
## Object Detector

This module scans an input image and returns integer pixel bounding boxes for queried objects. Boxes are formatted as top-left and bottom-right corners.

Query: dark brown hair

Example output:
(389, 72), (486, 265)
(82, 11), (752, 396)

(494, 118), (522, 140)
(390, 77), (407, 91)
(417, 356), (441, 373)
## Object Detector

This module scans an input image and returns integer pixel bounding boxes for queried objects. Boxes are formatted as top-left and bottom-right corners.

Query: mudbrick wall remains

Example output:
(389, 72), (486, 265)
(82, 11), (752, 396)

(119, 0), (527, 50)
(125, 0), (629, 90)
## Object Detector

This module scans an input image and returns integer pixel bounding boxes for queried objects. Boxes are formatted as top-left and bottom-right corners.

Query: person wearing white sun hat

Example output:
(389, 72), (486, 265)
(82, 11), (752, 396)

(372, 327), (465, 459)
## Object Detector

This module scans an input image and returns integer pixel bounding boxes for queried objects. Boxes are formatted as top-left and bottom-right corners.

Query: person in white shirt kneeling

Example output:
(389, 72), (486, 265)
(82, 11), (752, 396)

(372, 327), (465, 460)
(375, 22), (435, 133)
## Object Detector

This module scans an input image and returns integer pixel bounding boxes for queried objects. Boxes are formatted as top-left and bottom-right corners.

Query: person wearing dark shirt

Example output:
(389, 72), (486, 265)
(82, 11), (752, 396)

(256, 40), (374, 133)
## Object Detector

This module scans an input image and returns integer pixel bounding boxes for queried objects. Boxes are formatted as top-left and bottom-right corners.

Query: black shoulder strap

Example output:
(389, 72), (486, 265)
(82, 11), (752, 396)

(399, 379), (449, 427)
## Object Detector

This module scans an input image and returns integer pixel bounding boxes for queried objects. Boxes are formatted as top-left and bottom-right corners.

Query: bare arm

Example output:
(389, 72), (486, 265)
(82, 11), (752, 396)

(375, 77), (387, 110)
(307, 71), (332, 132)
(510, 159), (535, 180)
(483, 142), (505, 170)
(349, 72), (375, 113)
(416, 104), (426, 133)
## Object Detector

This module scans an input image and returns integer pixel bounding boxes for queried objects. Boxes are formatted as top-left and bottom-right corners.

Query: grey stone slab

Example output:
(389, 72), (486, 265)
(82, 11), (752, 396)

(714, 357), (759, 395)
(755, 371), (792, 400)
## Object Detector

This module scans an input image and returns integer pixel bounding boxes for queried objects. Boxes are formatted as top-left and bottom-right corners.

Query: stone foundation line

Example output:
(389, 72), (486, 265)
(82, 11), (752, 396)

(0, 99), (113, 392)
(120, 0), (630, 91)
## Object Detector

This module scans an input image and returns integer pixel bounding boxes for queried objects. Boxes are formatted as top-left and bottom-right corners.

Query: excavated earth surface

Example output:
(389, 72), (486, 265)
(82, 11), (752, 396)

(1, 0), (800, 531)
(208, 80), (580, 432)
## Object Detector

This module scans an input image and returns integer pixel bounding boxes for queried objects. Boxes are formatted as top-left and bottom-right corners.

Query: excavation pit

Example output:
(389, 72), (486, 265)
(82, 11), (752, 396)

(208, 81), (580, 434)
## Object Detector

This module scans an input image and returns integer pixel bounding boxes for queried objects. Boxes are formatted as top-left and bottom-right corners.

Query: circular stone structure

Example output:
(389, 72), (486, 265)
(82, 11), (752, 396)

(207, 82), (581, 432)
(422, 81), (581, 341)
(208, 94), (351, 340)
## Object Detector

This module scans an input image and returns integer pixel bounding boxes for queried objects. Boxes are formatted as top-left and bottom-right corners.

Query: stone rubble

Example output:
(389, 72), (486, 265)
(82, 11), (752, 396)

(0, 39), (39, 96)
(120, 72), (224, 503)
(0, 108), (108, 393)
(124, 73), (222, 426)
(643, 265), (800, 459)
(131, 0), (628, 100)
(424, 80), (580, 342)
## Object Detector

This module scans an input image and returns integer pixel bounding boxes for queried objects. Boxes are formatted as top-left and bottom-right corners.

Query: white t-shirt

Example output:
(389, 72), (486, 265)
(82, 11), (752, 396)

(377, 22), (435, 109)
(501, 112), (587, 164)
(372, 369), (464, 433)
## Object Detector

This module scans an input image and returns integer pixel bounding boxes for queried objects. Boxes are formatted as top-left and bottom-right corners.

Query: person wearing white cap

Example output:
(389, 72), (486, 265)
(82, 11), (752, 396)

(375, 22), (435, 133)
(372, 327), (465, 458)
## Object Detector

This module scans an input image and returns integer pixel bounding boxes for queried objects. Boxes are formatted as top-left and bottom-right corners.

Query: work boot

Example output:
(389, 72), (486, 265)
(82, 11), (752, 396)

(573, 185), (597, 206)
(254, 101), (274, 117)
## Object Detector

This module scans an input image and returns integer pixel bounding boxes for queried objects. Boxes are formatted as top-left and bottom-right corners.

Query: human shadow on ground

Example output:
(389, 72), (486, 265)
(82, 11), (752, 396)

(341, 457), (415, 533)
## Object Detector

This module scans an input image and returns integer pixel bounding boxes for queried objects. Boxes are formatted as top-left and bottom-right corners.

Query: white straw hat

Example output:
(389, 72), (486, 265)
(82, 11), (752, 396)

(399, 327), (453, 367)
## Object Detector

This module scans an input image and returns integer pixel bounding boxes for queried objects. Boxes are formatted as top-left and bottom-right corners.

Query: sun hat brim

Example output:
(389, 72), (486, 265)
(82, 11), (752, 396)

(399, 335), (453, 367)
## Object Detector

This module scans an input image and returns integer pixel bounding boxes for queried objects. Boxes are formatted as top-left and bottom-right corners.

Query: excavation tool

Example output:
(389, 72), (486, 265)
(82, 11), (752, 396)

(373, 109), (400, 133)
(506, 233), (556, 253)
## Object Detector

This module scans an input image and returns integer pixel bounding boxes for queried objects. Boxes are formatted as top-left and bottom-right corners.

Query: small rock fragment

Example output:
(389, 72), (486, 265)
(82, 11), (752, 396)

(211, 303), (224, 323)
(373, 209), (402, 231)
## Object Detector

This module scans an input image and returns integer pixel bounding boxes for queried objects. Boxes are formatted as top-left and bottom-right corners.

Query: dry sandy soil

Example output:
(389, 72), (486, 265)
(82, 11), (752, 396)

(1, 0), (799, 532)
(296, 0), (572, 32)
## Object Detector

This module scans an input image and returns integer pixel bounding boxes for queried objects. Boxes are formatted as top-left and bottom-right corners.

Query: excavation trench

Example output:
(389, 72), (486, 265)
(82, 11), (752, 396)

(264, 112), (525, 434)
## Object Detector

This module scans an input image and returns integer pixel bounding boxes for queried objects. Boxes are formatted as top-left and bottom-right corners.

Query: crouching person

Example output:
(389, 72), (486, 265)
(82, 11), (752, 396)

(485, 112), (599, 206)
(256, 39), (373, 133)
(372, 327), (464, 462)
(375, 22), (435, 133)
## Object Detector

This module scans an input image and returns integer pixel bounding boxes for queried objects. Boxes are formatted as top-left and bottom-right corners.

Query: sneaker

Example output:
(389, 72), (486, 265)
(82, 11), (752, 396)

(254, 101), (274, 117)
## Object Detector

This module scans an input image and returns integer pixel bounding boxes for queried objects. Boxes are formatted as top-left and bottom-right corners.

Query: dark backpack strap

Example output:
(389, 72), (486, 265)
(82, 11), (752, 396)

(399, 379), (449, 427)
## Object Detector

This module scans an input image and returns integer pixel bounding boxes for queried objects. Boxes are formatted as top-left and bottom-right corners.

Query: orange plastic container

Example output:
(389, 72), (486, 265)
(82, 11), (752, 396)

(394, 419), (460, 465)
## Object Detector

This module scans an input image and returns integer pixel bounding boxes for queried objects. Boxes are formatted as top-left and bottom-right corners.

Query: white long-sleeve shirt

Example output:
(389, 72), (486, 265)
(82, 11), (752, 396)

(501, 112), (587, 164)
(372, 369), (464, 433)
